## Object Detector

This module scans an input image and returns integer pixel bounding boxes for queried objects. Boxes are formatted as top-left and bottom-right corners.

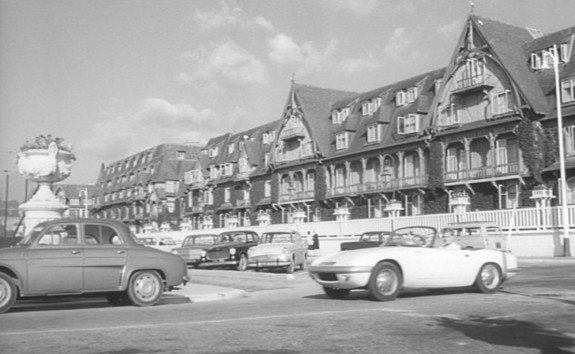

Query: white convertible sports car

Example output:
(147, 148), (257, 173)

(308, 226), (518, 301)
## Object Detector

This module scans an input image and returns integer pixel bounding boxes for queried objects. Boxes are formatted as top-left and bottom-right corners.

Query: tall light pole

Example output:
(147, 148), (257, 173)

(549, 44), (571, 257)
(3, 170), (9, 238)
(80, 188), (89, 218)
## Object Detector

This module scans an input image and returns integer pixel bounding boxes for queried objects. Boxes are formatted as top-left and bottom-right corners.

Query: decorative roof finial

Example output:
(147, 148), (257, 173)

(469, 0), (475, 14)
(290, 72), (295, 86)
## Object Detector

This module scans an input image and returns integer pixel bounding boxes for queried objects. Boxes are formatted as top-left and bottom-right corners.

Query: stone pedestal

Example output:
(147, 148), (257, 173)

(19, 183), (69, 233)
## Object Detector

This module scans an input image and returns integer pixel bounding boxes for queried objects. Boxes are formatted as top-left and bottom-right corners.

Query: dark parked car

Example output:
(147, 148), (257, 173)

(171, 234), (218, 267)
(0, 218), (189, 313)
(340, 231), (392, 251)
(198, 230), (260, 271)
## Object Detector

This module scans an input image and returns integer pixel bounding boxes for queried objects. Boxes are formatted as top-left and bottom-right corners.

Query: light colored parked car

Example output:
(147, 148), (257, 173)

(0, 218), (189, 313)
(247, 230), (308, 273)
(171, 234), (218, 267)
(309, 226), (518, 301)
(440, 221), (508, 250)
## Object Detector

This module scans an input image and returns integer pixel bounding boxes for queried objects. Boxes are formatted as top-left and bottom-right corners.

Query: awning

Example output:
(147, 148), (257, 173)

(542, 157), (575, 172)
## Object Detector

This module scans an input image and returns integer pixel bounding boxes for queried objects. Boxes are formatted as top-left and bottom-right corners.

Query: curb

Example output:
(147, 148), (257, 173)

(189, 268), (298, 280)
(186, 289), (247, 303)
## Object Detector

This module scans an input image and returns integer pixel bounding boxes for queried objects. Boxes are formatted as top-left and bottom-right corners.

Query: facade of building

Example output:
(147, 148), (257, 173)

(91, 144), (201, 232)
(53, 184), (97, 218)
(91, 15), (575, 231)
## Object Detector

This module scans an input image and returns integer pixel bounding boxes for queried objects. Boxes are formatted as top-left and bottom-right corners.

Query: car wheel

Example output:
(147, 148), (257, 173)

(237, 254), (248, 271)
(0, 273), (17, 314)
(127, 270), (164, 307)
(368, 262), (402, 301)
(323, 287), (350, 299)
(475, 263), (501, 293)
(286, 257), (295, 274)
(106, 293), (132, 306)
(300, 254), (308, 271)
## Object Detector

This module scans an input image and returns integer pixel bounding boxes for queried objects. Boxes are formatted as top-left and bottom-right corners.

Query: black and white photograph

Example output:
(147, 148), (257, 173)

(1, 0), (575, 353)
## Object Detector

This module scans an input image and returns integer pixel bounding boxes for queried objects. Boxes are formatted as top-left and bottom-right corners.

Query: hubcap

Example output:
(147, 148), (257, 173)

(482, 265), (498, 289)
(0, 279), (10, 307)
(134, 274), (160, 300)
(376, 270), (397, 295)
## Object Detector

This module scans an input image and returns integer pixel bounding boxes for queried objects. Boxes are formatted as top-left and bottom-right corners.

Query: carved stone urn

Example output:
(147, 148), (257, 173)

(17, 141), (76, 234)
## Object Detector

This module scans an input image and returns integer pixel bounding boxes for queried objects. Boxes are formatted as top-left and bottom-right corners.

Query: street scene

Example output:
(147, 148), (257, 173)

(2, 0), (575, 353)
(1, 261), (575, 353)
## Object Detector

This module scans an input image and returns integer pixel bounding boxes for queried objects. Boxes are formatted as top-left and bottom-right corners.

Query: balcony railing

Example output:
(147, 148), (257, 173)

(236, 199), (251, 208)
(444, 162), (520, 182)
(452, 74), (493, 95)
(278, 190), (315, 202)
(326, 176), (428, 197)
(281, 126), (306, 140)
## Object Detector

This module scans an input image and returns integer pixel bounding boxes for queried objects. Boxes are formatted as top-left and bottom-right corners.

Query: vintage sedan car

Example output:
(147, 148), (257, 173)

(309, 226), (518, 301)
(340, 231), (392, 251)
(247, 230), (308, 273)
(0, 218), (189, 313)
(440, 221), (507, 250)
(198, 230), (260, 271)
(171, 234), (218, 267)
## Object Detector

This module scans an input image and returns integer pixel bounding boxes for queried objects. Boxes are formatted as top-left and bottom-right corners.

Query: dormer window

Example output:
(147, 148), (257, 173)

(361, 97), (381, 116)
(228, 144), (235, 154)
(177, 151), (185, 159)
(531, 43), (571, 70)
(223, 163), (233, 176)
(209, 166), (219, 179)
(335, 132), (349, 150)
(366, 124), (382, 143)
(492, 90), (512, 115)
(332, 107), (350, 124)
(561, 78), (575, 104)
(208, 146), (219, 158)
(396, 87), (418, 107)
(263, 131), (276, 144)
(397, 114), (420, 135)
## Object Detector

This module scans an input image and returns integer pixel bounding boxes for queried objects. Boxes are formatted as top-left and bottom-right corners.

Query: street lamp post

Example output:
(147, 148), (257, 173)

(549, 44), (571, 257)
(80, 188), (89, 218)
(3, 170), (9, 238)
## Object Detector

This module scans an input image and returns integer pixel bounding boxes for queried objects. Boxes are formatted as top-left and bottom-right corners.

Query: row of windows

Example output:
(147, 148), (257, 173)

(530, 43), (570, 70)
(106, 150), (154, 176)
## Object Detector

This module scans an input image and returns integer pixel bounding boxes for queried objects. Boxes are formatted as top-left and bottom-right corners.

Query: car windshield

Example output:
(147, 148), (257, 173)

(262, 232), (293, 243)
(219, 233), (249, 243)
(383, 226), (437, 248)
(183, 235), (215, 246)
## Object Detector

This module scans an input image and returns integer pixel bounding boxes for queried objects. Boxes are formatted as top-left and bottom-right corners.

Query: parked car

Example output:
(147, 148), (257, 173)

(171, 234), (218, 267)
(0, 218), (189, 313)
(198, 230), (260, 271)
(340, 231), (392, 251)
(247, 230), (308, 273)
(440, 221), (508, 250)
(309, 225), (518, 301)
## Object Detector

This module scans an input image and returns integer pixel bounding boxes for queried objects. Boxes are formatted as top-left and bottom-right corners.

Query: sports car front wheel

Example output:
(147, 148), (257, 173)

(368, 262), (402, 301)
(0, 273), (17, 314)
(475, 263), (502, 293)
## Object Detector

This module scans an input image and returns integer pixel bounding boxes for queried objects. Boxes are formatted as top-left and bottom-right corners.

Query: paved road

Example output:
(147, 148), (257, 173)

(1, 264), (574, 354)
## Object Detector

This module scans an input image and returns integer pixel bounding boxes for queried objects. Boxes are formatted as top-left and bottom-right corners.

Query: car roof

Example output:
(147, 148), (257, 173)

(37, 218), (130, 229)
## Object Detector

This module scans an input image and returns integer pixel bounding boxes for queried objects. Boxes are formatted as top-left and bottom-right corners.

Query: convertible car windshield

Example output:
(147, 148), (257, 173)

(382, 226), (437, 248)
(182, 235), (216, 246)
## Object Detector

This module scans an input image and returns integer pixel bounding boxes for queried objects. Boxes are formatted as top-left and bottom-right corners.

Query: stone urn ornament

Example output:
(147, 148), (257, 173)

(17, 135), (76, 234)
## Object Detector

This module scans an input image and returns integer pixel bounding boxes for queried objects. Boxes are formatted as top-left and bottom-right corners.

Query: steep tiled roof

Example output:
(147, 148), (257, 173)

(293, 84), (359, 156)
(471, 15), (549, 114)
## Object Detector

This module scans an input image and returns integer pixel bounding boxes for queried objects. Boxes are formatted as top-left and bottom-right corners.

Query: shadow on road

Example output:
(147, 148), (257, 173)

(437, 315), (575, 353)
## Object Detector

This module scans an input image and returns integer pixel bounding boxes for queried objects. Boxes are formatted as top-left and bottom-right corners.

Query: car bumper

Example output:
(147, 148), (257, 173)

(308, 265), (372, 289)
(248, 259), (291, 268)
(197, 260), (239, 268)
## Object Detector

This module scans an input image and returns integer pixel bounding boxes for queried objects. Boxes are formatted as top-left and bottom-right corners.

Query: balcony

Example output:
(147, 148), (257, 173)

(281, 126), (306, 141)
(236, 199), (251, 208)
(451, 74), (493, 96)
(326, 176), (427, 198)
(444, 162), (521, 183)
(278, 190), (314, 203)
(191, 205), (204, 213)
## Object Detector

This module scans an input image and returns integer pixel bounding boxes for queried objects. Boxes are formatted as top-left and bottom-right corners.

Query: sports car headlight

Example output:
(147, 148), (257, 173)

(248, 248), (254, 256)
(229, 248), (236, 255)
(200, 250), (206, 257)
(282, 248), (290, 256)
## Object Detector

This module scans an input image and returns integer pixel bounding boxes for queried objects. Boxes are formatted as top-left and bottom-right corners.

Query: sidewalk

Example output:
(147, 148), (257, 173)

(163, 283), (246, 304)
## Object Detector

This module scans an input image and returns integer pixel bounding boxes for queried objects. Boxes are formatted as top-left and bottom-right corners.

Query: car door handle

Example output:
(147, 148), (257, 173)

(116, 250), (125, 254)
(71, 250), (81, 255)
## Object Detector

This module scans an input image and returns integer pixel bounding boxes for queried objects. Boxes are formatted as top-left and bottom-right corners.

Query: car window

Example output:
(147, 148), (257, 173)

(194, 236), (216, 246)
(37, 224), (78, 246)
(268, 233), (292, 243)
(83, 224), (123, 245)
(232, 234), (246, 242)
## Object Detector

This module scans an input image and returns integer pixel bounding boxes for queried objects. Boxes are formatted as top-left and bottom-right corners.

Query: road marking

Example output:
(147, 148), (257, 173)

(0, 307), (414, 336)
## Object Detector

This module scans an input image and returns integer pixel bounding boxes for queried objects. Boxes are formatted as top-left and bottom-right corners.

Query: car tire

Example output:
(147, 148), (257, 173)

(475, 263), (502, 293)
(127, 270), (164, 307)
(106, 293), (132, 306)
(368, 261), (402, 301)
(237, 254), (248, 272)
(323, 287), (350, 299)
(0, 273), (17, 314)
(286, 257), (295, 274)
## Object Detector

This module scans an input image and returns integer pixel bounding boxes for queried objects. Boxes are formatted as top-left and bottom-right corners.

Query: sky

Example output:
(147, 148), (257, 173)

(1, 0), (575, 202)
